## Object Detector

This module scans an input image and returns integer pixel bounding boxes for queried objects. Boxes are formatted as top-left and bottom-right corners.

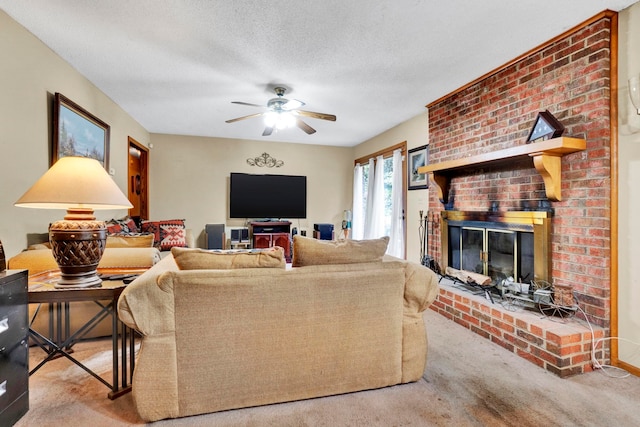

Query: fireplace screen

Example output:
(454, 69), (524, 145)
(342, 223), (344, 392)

(448, 226), (534, 283)
(442, 211), (550, 285)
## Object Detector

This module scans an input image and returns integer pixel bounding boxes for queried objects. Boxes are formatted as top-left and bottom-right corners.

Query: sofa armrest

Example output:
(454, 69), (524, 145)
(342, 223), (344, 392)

(398, 260), (440, 383)
(100, 247), (161, 268)
(117, 255), (178, 335)
(8, 247), (161, 275)
(403, 261), (440, 312)
(8, 249), (58, 274)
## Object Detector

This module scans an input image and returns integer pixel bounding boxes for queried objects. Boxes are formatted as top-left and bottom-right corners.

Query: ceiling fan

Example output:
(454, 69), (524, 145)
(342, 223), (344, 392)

(225, 87), (336, 136)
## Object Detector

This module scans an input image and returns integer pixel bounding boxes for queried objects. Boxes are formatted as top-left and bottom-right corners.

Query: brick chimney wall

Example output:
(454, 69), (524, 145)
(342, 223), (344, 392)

(427, 13), (613, 327)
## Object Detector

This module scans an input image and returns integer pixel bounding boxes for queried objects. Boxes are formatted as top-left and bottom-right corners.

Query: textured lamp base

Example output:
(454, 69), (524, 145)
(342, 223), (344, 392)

(49, 220), (107, 288)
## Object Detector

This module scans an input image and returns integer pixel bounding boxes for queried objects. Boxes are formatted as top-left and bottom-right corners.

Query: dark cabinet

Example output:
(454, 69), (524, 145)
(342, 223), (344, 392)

(0, 270), (29, 427)
(250, 221), (291, 262)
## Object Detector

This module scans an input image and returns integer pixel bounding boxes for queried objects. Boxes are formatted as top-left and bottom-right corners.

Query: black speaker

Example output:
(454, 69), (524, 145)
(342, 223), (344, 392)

(230, 228), (249, 243)
(231, 228), (249, 243)
(205, 224), (225, 249)
(313, 223), (334, 240)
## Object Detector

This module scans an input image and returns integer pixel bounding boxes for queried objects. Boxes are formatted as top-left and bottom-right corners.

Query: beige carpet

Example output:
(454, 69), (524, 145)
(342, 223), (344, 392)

(16, 309), (640, 427)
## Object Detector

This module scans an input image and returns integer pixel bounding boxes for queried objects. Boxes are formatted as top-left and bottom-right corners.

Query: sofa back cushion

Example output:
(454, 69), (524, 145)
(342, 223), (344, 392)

(292, 235), (389, 267)
(171, 246), (285, 270)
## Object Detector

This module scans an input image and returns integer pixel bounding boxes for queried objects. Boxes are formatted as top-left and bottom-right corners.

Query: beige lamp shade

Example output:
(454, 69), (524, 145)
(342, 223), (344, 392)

(15, 156), (132, 213)
(15, 156), (132, 288)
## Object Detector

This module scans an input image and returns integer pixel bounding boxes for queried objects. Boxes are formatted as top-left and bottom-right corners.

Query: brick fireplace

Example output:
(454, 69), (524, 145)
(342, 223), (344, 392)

(423, 11), (615, 376)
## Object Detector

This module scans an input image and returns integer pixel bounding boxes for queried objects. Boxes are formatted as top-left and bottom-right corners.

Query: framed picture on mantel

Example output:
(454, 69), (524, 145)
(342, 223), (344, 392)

(408, 145), (428, 190)
(526, 110), (564, 143)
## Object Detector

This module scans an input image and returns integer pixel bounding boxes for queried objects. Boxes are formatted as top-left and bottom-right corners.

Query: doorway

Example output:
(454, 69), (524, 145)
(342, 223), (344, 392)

(127, 137), (149, 223)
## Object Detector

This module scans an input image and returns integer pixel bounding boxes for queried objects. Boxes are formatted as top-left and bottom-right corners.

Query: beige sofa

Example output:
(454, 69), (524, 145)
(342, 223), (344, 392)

(117, 236), (440, 422)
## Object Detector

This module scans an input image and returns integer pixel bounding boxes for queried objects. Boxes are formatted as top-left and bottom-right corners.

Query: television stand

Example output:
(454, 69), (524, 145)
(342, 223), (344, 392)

(250, 221), (291, 262)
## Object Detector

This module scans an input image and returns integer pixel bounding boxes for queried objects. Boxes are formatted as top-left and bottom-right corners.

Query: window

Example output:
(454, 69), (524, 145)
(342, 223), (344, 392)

(353, 142), (406, 258)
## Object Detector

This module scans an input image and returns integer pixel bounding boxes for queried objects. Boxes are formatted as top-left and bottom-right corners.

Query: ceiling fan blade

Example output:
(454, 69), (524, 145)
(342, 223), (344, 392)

(231, 101), (264, 108)
(225, 112), (265, 123)
(282, 99), (305, 110)
(262, 126), (274, 136)
(296, 110), (336, 121)
(296, 118), (316, 135)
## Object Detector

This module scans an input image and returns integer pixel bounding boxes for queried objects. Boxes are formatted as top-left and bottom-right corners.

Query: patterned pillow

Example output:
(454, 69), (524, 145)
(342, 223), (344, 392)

(141, 219), (187, 251)
(106, 221), (125, 234)
(106, 217), (139, 234)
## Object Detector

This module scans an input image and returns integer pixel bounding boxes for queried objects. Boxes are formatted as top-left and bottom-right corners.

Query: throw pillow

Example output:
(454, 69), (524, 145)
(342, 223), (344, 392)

(141, 219), (187, 251)
(172, 246), (285, 270)
(106, 217), (139, 234)
(292, 235), (389, 267)
(106, 233), (155, 248)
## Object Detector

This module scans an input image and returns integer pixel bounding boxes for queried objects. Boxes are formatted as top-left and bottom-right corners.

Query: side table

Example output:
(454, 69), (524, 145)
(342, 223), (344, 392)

(28, 268), (146, 399)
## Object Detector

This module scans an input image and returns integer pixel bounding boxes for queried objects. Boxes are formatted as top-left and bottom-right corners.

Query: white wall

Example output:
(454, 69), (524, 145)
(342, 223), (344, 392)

(617, 3), (640, 371)
(148, 134), (354, 247)
(0, 10), (149, 258)
(353, 112), (429, 263)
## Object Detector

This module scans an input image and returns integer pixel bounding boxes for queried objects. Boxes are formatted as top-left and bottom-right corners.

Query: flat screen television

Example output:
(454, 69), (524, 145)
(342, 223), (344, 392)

(229, 173), (307, 219)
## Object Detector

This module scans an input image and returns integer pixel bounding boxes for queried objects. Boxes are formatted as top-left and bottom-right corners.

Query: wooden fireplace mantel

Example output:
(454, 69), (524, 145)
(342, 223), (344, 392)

(418, 137), (586, 203)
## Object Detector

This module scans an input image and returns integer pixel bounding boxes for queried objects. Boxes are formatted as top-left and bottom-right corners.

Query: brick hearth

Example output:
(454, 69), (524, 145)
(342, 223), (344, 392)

(431, 280), (606, 377)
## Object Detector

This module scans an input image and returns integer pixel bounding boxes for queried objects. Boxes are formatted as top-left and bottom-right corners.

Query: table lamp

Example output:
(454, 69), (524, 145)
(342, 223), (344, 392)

(15, 156), (132, 288)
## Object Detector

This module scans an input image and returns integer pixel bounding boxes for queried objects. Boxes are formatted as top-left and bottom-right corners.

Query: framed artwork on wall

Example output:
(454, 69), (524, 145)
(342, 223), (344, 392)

(52, 92), (110, 169)
(408, 144), (428, 190)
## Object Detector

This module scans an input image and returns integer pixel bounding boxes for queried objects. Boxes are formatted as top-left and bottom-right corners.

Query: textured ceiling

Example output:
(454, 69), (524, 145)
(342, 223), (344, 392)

(1, 1), (638, 147)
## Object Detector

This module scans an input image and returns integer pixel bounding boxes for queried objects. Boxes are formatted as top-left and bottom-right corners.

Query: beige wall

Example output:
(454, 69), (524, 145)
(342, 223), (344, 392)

(617, 3), (640, 371)
(0, 10), (150, 258)
(353, 112), (429, 263)
(148, 134), (354, 247)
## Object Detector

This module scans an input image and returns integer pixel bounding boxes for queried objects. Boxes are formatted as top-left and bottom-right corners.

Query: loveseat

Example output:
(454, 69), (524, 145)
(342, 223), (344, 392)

(117, 236), (440, 422)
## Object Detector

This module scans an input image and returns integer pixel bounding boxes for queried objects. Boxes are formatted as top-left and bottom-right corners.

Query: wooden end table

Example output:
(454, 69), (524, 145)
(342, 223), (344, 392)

(28, 267), (147, 399)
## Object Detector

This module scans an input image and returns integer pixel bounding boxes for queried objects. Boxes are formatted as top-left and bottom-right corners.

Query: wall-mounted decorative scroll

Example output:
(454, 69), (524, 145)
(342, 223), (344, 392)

(246, 152), (284, 168)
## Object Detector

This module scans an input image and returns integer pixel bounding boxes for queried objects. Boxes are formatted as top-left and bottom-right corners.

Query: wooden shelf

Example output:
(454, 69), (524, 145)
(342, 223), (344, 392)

(418, 137), (586, 203)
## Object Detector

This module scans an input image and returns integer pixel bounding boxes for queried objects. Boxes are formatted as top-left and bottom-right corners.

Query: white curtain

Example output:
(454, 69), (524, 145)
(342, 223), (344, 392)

(351, 163), (364, 240)
(388, 149), (404, 257)
(364, 155), (385, 239)
(362, 158), (375, 238)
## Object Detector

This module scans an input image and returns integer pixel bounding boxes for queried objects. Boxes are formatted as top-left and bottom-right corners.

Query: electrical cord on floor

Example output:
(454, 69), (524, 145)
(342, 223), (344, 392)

(574, 304), (640, 378)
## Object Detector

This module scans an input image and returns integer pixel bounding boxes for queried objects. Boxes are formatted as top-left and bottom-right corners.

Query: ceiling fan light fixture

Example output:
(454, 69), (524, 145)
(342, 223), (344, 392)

(264, 111), (295, 130)
(227, 86), (335, 136)
(279, 112), (296, 129)
(283, 99), (304, 110)
(264, 111), (278, 127)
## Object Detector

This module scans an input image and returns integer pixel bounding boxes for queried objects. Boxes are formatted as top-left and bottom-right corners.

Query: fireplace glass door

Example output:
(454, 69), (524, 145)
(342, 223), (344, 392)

(487, 229), (516, 280)
(448, 225), (534, 284)
(461, 227), (484, 273)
